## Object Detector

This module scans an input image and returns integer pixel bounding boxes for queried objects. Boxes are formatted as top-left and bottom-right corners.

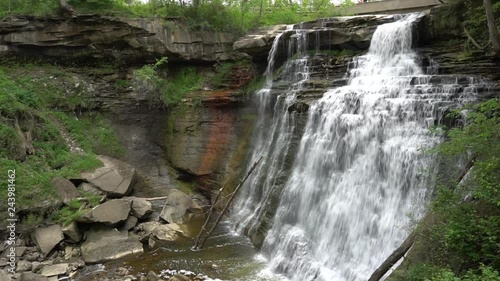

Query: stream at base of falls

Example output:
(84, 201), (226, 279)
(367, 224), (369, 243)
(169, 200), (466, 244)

(76, 218), (287, 281)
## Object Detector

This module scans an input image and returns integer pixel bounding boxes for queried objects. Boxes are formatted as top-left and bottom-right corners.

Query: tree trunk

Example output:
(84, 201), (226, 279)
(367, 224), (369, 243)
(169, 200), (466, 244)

(367, 232), (417, 281)
(484, 0), (500, 56)
(195, 156), (263, 250)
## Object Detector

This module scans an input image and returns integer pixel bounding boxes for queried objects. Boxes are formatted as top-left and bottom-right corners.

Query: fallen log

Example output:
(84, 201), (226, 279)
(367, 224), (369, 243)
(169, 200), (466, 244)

(194, 156), (263, 250)
(367, 232), (417, 281)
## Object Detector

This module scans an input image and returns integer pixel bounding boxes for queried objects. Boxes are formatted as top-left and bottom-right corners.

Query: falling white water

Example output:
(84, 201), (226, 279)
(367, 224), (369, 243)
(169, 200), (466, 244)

(260, 14), (425, 281)
(231, 12), (485, 281)
(259, 13), (480, 281)
(231, 26), (312, 239)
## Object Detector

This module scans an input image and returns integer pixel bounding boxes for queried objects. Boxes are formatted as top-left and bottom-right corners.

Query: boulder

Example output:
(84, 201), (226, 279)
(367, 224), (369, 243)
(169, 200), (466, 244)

(78, 183), (103, 196)
(0, 269), (11, 281)
(40, 263), (68, 277)
(51, 177), (81, 205)
(159, 190), (202, 224)
(62, 221), (82, 243)
(63, 246), (80, 260)
(146, 271), (160, 281)
(233, 25), (288, 57)
(80, 228), (143, 264)
(20, 272), (48, 281)
(152, 224), (184, 242)
(31, 261), (43, 273)
(77, 199), (131, 226)
(137, 222), (185, 242)
(128, 197), (153, 220)
(81, 156), (137, 197)
(32, 225), (64, 255)
(138, 222), (161, 235)
(121, 216), (138, 231)
(17, 260), (32, 272)
(1, 246), (26, 258)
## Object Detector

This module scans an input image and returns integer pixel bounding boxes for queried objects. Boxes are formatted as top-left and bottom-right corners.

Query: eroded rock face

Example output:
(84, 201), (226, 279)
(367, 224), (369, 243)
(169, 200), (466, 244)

(166, 91), (256, 192)
(80, 228), (143, 264)
(233, 15), (397, 60)
(0, 15), (239, 63)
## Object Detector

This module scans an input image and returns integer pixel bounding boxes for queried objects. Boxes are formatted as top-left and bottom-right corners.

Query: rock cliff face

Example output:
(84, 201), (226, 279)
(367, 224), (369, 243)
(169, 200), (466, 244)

(233, 15), (397, 60)
(0, 15), (239, 64)
(165, 91), (256, 194)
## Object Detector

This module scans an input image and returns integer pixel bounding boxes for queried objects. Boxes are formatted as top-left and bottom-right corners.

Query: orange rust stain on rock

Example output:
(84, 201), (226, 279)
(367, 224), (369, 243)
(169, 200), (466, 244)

(197, 107), (235, 181)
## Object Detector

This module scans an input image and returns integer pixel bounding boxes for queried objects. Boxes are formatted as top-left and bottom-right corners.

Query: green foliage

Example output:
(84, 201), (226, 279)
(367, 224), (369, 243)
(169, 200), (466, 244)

(437, 99), (500, 205)
(52, 198), (89, 226)
(0, 68), (108, 209)
(0, 124), (21, 159)
(52, 112), (124, 158)
(240, 75), (266, 95)
(1, 0), (355, 34)
(212, 62), (236, 89)
(52, 192), (101, 225)
(163, 67), (204, 105)
(133, 58), (204, 108)
(115, 79), (131, 89)
(428, 265), (500, 281)
(0, 0), (59, 17)
(460, 0), (500, 46)
(22, 213), (44, 229)
(398, 99), (500, 280)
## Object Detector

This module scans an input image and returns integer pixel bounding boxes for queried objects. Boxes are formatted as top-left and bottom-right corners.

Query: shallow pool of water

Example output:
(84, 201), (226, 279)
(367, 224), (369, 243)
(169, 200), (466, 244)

(80, 218), (287, 281)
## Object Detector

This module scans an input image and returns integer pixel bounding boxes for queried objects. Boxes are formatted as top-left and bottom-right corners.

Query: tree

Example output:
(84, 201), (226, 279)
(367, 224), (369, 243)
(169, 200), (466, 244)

(483, 0), (500, 56)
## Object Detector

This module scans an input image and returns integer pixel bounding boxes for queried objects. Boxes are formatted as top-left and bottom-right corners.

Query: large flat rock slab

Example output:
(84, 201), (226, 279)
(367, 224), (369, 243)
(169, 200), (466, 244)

(32, 225), (64, 255)
(77, 199), (131, 226)
(40, 263), (69, 277)
(81, 156), (137, 197)
(81, 228), (143, 264)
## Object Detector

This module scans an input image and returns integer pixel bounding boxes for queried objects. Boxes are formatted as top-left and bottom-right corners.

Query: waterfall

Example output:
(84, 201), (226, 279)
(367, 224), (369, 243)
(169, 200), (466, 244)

(261, 14), (433, 281)
(233, 13), (482, 281)
(231, 25), (312, 242)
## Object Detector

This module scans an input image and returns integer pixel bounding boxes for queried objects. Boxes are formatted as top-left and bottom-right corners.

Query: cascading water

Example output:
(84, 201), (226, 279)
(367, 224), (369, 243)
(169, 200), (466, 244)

(261, 14), (434, 281)
(232, 26), (312, 240)
(234, 13), (483, 281)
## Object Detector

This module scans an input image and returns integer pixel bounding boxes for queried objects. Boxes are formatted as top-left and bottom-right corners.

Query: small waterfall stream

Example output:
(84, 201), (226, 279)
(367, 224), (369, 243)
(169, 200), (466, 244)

(232, 26), (312, 240)
(233, 13), (483, 281)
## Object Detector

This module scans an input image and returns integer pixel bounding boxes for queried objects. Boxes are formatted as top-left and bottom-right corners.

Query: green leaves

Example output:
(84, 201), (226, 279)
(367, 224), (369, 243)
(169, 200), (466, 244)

(436, 99), (500, 205)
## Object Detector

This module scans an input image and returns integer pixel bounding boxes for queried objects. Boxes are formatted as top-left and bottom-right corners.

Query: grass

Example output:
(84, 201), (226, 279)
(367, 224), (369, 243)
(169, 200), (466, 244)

(0, 66), (123, 222)
(52, 112), (124, 158)
(133, 63), (205, 108)
(51, 195), (100, 226)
